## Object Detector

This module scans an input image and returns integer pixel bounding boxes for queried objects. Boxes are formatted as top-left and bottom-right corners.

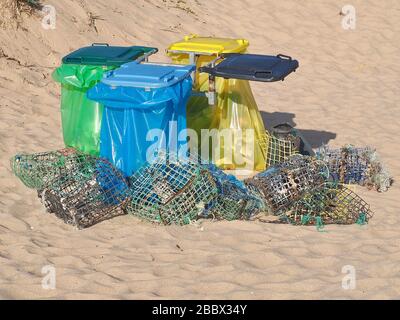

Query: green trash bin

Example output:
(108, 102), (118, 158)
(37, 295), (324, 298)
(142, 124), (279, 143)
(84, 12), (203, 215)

(52, 43), (158, 155)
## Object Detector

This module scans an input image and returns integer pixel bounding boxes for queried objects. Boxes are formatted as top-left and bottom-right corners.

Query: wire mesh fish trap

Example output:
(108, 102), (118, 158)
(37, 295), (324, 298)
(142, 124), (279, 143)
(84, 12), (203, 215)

(245, 155), (328, 215)
(279, 183), (373, 225)
(126, 153), (219, 225)
(40, 157), (129, 229)
(316, 145), (393, 192)
(10, 148), (85, 190)
(205, 166), (266, 221)
(260, 123), (315, 168)
(259, 128), (299, 168)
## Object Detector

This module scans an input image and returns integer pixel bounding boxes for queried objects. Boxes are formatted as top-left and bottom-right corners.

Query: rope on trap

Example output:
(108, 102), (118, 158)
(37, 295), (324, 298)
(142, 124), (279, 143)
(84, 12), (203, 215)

(277, 182), (373, 226)
(126, 152), (219, 225)
(316, 144), (393, 192)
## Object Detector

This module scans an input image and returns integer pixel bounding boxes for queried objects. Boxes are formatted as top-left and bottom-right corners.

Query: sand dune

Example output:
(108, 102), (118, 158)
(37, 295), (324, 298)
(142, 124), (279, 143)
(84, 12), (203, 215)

(0, 0), (399, 299)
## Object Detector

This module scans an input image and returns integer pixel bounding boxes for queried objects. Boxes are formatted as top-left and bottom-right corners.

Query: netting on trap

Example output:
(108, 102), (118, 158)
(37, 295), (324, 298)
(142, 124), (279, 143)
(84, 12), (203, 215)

(126, 153), (219, 225)
(205, 165), (266, 221)
(40, 157), (129, 229)
(244, 155), (328, 215)
(259, 129), (299, 168)
(10, 148), (84, 190)
(316, 145), (393, 192)
(278, 182), (373, 226)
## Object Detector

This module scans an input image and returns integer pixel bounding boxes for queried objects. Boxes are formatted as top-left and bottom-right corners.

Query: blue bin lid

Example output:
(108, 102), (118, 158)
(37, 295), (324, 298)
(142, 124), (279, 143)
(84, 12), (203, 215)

(101, 61), (196, 89)
(62, 43), (158, 66)
(199, 53), (299, 82)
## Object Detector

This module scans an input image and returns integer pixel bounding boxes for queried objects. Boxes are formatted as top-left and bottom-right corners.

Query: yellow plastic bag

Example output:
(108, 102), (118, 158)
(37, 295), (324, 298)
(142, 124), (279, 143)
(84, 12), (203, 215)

(167, 35), (267, 171)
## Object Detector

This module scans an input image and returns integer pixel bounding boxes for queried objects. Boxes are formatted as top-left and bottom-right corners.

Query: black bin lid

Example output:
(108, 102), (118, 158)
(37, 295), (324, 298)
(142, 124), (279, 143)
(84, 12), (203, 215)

(199, 53), (299, 82)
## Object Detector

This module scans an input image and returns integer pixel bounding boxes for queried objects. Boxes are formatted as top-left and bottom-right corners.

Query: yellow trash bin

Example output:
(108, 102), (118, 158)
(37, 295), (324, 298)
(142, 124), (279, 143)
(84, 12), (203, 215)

(167, 34), (267, 172)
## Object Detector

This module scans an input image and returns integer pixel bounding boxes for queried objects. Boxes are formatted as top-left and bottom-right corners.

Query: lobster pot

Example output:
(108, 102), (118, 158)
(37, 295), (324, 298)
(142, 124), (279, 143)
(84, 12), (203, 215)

(126, 153), (218, 225)
(41, 157), (129, 229)
(245, 155), (327, 215)
(316, 145), (392, 192)
(316, 145), (370, 184)
(282, 183), (373, 225)
(260, 130), (298, 168)
(206, 166), (266, 221)
(10, 148), (86, 190)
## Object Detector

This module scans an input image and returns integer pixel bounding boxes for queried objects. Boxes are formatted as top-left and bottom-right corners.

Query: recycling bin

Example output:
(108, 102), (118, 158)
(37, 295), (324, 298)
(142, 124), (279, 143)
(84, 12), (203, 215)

(87, 61), (195, 176)
(52, 43), (157, 155)
(200, 53), (301, 168)
(166, 35), (267, 171)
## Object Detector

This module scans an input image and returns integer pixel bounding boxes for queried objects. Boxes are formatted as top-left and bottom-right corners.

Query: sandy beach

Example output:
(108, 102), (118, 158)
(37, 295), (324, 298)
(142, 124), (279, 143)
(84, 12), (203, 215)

(0, 0), (399, 299)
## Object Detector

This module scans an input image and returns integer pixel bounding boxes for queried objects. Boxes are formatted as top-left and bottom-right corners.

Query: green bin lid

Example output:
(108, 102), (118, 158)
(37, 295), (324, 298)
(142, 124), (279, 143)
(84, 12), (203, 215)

(62, 43), (158, 66)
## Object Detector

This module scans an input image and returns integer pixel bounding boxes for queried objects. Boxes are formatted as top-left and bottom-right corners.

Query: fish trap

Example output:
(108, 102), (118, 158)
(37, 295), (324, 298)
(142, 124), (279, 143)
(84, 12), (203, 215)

(205, 166), (266, 221)
(245, 155), (328, 215)
(280, 183), (373, 225)
(316, 145), (393, 192)
(126, 153), (219, 225)
(40, 157), (129, 229)
(10, 148), (84, 190)
(259, 130), (298, 168)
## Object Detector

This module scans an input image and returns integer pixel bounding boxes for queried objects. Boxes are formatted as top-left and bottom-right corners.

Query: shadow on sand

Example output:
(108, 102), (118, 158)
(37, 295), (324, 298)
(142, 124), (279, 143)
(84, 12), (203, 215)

(260, 111), (337, 149)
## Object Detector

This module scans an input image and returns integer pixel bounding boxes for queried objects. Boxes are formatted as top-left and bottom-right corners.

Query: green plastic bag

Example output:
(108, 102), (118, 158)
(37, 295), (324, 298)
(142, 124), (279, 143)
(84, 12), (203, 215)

(52, 64), (115, 155)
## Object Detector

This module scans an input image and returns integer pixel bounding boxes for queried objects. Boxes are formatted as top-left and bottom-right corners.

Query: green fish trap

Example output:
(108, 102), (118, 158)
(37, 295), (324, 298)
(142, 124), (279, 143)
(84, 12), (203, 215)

(11, 148), (84, 190)
(126, 153), (218, 225)
(280, 182), (373, 225)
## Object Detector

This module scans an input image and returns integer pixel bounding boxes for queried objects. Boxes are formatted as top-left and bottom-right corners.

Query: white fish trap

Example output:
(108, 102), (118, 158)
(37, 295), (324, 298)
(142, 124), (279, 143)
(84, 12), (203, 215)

(316, 145), (393, 192)
(126, 153), (218, 225)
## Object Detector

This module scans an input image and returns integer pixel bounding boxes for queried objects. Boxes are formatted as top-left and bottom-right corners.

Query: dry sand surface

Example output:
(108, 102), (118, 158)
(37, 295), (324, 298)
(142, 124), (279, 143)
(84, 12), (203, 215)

(0, 0), (399, 299)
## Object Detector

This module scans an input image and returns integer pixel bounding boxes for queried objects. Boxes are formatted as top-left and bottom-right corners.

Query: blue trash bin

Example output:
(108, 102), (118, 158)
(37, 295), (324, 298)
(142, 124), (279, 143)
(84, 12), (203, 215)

(87, 61), (195, 176)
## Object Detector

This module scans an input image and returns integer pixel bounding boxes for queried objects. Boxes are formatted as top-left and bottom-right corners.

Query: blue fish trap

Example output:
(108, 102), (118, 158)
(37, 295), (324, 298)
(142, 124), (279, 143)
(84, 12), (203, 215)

(205, 165), (266, 221)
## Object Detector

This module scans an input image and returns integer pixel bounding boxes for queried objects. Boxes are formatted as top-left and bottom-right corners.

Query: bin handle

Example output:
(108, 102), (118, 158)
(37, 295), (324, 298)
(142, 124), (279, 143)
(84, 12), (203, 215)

(254, 71), (273, 80)
(277, 54), (292, 60)
(92, 43), (110, 47)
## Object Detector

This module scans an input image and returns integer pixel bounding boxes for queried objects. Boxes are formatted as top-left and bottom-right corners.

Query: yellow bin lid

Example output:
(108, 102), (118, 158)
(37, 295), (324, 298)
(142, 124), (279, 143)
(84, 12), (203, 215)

(167, 34), (249, 55)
